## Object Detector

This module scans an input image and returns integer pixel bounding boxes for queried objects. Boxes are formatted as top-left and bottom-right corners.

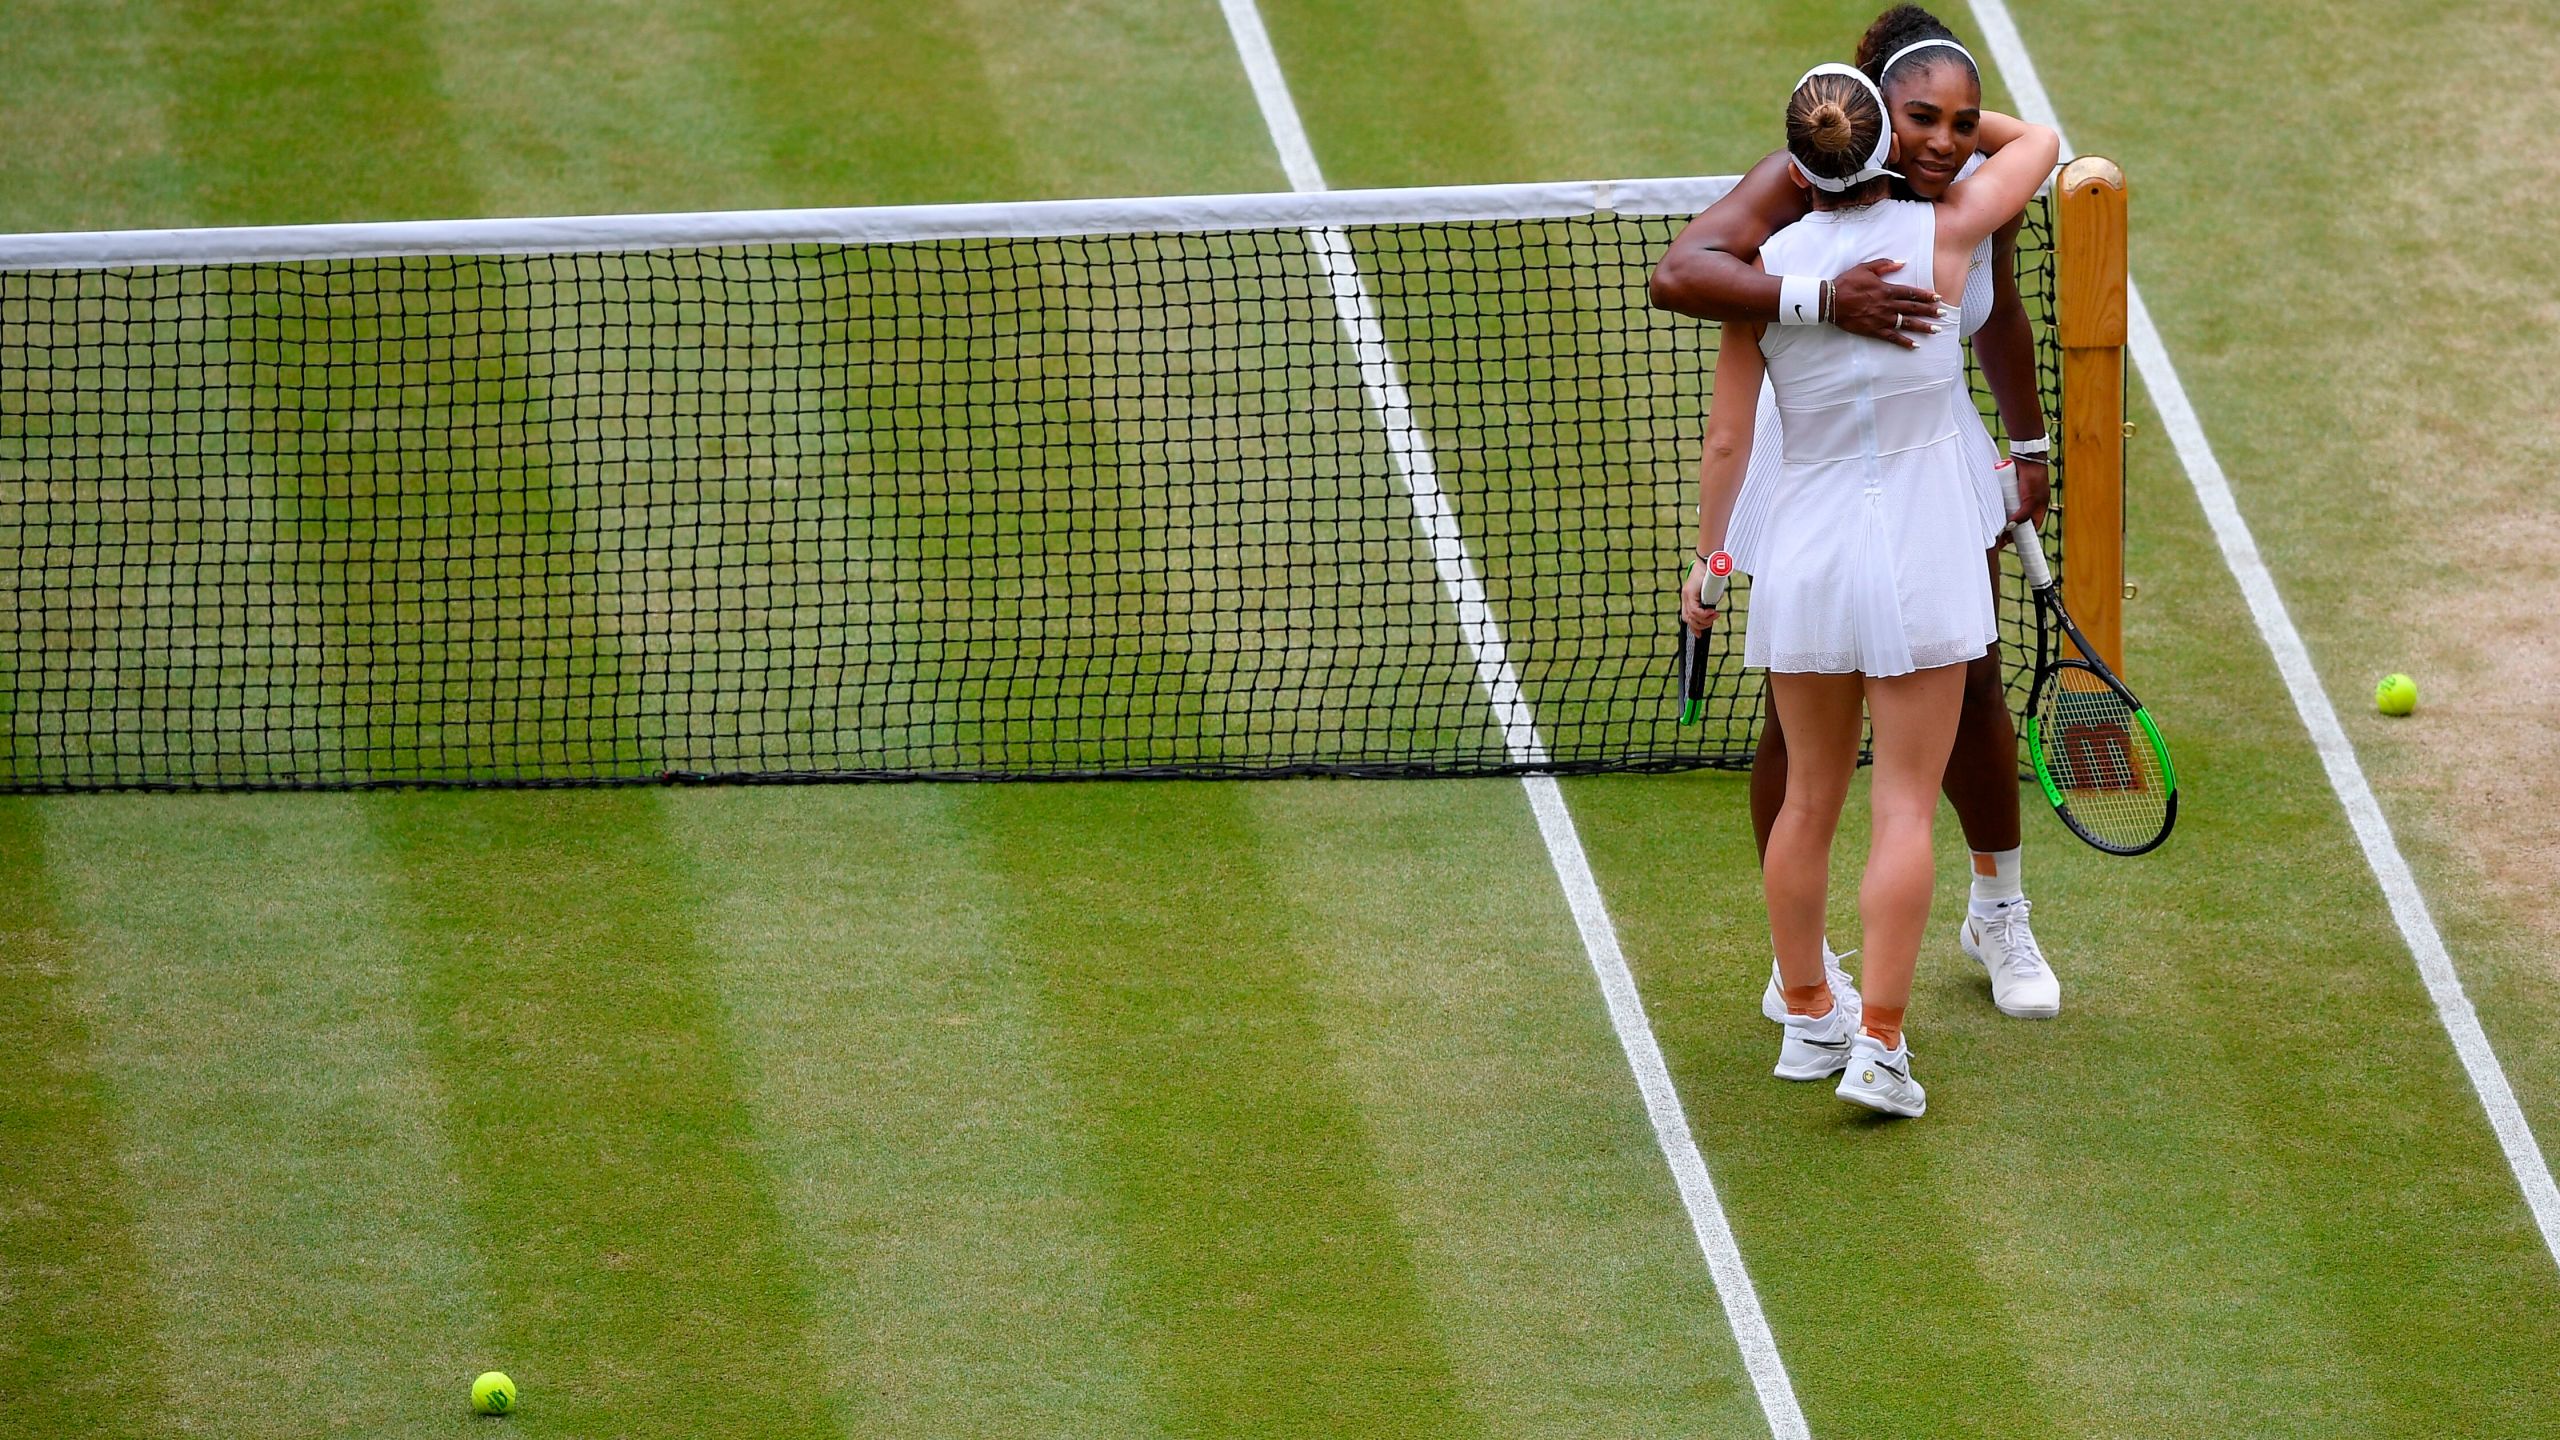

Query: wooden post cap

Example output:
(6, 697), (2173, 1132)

(2056, 156), (2128, 348)
(2060, 155), (2125, 196)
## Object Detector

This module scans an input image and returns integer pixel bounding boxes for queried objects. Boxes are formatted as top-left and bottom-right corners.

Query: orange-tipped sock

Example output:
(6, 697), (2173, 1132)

(1970, 847), (2024, 916)
(1861, 1003), (1905, 1051)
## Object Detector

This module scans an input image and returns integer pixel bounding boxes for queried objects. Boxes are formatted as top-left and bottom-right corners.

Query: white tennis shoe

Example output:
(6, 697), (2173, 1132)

(1836, 1032), (1926, 1117)
(1960, 900), (2061, 1019)
(1773, 999), (1858, 1081)
(1761, 944), (1861, 1028)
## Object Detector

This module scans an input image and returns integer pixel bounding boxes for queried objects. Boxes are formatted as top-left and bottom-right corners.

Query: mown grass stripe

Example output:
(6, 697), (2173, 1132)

(1973, 0), (2560, 1276)
(947, 0), (1282, 199)
(0, 0), (187, 233)
(1241, 780), (1768, 1434)
(715, 1), (1028, 207)
(0, 801), (170, 1437)
(159, 0), (477, 226)
(1389, 0), (1844, 182)
(421, 1), (763, 219)
(38, 795), (488, 1436)
(667, 785), (1160, 1437)
(372, 789), (847, 1439)
(1250, 0), (1521, 189)
(966, 783), (1482, 1437)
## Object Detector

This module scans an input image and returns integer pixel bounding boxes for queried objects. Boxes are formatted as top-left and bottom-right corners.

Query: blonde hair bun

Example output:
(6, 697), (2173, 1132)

(1809, 100), (1854, 154)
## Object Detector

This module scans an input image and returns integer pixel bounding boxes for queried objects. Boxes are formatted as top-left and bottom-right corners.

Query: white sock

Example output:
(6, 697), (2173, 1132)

(1969, 847), (2024, 916)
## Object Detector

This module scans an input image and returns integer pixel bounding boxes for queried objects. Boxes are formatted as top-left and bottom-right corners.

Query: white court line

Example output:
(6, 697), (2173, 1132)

(1214, 3), (1813, 1436)
(1968, 0), (2560, 1267)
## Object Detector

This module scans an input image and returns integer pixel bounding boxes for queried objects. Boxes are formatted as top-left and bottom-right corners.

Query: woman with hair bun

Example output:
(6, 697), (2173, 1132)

(1677, 63), (2058, 1117)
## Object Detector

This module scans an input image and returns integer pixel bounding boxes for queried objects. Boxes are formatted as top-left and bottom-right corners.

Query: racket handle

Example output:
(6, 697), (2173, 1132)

(2011, 519), (2053, 590)
(1677, 619), (1712, 724)
(1998, 460), (2055, 590)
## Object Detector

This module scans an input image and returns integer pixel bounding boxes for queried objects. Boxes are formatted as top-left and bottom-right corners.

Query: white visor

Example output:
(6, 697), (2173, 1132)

(1788, 63), (1898, 193)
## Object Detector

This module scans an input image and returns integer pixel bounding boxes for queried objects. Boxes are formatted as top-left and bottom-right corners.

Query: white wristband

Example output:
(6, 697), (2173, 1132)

(2005, 434), (2051, 459)
(1777, 274), (1822, 326)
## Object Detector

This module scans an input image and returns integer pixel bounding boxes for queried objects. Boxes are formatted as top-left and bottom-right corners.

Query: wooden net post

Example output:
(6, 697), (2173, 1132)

(2056, 156), (2128, 674)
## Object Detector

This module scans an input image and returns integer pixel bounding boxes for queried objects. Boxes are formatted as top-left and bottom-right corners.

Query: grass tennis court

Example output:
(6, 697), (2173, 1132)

(7, 2), (2560, 1437)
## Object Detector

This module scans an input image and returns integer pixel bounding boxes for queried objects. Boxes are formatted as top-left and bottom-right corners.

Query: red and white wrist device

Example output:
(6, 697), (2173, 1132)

(1694, 549), (1733, 606)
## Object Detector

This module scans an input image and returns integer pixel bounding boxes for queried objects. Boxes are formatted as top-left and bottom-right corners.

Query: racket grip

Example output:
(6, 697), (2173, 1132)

(2011, 519), (2053, 590)
(1998, 459), (2055, 590)
(1677, 619), (1712, 724)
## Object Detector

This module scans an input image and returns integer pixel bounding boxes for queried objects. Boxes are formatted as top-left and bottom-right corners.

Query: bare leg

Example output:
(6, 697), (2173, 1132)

(1764, 672), (1865, 1013)
(1749, 678), (1787, 863)
(1945, 552), (2029, 915)
(1940, 642), (2021, 854)
(1857, 663), (1969, 1046)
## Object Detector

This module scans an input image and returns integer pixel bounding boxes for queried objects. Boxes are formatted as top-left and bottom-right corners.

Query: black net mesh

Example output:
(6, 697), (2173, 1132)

(0, 194), (2059, 791)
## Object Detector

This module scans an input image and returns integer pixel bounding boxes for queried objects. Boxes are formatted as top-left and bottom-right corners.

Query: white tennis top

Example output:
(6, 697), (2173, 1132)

(1725, 151), (2004, 579)
(1733, 196), (2002, 675)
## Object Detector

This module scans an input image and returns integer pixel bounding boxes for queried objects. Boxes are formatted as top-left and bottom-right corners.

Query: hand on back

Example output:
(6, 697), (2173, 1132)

(1831, 258), (1944, 349)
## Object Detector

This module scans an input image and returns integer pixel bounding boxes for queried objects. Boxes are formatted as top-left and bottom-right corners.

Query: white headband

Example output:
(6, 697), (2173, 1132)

(1879, 37), (1978, 79)
(1789, 63), (1898, 193)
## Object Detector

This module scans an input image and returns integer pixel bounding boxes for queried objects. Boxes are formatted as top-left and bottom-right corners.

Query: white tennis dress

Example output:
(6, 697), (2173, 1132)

(1733, 197), (2003, 675)
(1726, 154), (2005, 578)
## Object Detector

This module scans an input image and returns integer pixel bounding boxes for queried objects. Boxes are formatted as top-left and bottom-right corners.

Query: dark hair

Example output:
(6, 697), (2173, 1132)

(1785, 71), (1887, 191)
(1855, 5), (1979, 87)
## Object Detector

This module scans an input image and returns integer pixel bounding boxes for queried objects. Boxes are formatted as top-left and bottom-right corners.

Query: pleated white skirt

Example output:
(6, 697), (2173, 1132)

(1735, 405), (2003, 678)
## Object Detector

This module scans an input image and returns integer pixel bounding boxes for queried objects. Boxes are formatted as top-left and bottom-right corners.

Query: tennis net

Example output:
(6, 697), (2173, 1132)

(0, 179), (2062, 791)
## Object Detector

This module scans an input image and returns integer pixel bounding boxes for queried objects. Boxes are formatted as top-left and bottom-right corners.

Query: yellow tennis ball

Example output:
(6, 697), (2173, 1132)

(471, 1371), (516, 1416)
(2375, 673), (2417, 717)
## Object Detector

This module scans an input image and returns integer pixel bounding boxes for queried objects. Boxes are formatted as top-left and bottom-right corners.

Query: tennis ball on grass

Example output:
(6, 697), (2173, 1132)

(2375, 673), (2417, 717)
(471, 1371), (516, 1415)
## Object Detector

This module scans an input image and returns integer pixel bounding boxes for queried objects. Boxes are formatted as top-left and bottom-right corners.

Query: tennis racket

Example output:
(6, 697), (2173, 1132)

(2004, 465), (2177, 854)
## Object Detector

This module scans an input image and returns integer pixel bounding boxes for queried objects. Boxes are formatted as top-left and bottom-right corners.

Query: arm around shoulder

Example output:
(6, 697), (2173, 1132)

(1938, 122), (2059, 251)
(1971, 109), (2029, 153)
(1647, 152), (1803, 322)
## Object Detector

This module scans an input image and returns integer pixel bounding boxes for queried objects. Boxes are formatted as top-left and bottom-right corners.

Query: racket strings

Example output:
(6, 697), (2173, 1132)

(2038, 675), (2169, 846)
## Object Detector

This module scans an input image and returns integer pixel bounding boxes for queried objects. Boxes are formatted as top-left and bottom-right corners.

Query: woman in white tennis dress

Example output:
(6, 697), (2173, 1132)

(1679, 64), (2057, 1116)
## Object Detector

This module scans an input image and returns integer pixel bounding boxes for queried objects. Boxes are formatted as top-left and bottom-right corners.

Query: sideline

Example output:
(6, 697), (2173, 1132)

(1970, 0), (2560, 1267)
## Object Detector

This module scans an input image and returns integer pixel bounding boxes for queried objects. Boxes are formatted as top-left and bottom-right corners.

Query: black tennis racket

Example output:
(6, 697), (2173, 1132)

(2006, 475), (2177, 854)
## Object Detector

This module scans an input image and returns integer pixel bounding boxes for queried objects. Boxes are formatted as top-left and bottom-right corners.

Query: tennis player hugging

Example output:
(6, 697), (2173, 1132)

(1676, 61), (2057, 1117)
